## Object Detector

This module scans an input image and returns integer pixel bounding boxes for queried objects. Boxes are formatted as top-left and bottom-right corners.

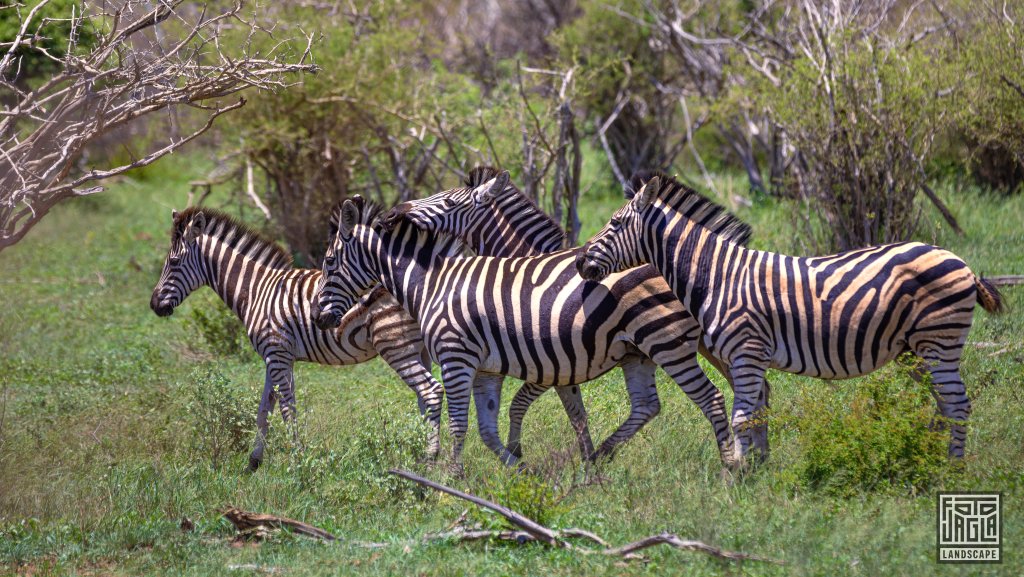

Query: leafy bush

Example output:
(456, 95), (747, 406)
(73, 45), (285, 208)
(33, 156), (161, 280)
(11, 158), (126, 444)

(183, 293), (250, 360)
(181, 368), (255, 466)
(780, 359), (951, 497)
(472, 472), (568, 530)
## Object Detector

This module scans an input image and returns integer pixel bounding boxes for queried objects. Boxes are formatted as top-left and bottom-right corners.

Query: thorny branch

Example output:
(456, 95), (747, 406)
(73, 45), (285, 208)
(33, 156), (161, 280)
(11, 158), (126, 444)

(0, 0), (317, 253)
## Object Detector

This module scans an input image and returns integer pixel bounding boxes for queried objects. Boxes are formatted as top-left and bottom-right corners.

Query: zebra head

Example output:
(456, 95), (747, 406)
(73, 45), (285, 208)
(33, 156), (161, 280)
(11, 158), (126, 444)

(382, 167), (511, 235)
(312, 196), (380, 330)
(576, 176), (660, 282)
(151, 209), (208, 317)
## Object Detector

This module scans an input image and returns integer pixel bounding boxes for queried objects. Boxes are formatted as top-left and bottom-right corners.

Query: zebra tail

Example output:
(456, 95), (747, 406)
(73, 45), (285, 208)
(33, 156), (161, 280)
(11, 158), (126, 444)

(974, 275), (1006, 315)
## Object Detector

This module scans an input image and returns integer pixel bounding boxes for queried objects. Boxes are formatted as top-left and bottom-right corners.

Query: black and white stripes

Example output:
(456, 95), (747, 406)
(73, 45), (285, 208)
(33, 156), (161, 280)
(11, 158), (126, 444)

(313, 194), (738, 469)
(578, 172), (1004, 462)
(150, 206), (444, 471)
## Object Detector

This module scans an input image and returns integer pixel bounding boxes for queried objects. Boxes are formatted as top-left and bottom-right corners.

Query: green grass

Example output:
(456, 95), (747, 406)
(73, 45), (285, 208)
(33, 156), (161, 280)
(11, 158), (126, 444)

(1, 155), (1022, 576)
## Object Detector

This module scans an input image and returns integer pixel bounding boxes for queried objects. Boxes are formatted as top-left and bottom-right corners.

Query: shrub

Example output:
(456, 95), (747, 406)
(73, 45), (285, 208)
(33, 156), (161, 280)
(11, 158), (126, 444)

(780, 358), (951, 497)
(471, 472), (568, 530)
(183, 293), (250, 360)
(182, 368), (255, 466)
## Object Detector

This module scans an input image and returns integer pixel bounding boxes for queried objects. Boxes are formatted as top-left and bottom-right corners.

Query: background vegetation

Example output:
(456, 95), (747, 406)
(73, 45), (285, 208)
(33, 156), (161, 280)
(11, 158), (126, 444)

(1, 1), (1023, 575)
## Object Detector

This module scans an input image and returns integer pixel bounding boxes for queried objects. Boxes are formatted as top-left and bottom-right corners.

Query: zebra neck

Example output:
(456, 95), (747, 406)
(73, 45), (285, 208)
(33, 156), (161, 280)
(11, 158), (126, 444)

(474, 200), (564, 257)
(367, 229), (438, 324)
(657, 222), (744, 322)
(201, 236), (288, 322)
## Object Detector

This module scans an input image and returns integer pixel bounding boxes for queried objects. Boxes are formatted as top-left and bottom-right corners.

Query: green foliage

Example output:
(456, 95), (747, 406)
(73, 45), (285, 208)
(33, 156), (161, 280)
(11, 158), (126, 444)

(748, 28), (956, 250)
(181, 368), (255, 466)
(780, 359), (951, 497)
(953, 1), (1024, 192)
(0, 0), (98, 86)
(183, 292), (250, 360)
(472, 472), (568, 530)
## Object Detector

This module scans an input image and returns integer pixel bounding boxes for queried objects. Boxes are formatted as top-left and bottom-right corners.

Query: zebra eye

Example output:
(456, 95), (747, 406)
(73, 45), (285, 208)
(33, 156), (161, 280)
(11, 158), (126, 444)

(610, 218), (621, 228)
(168, 256), (181, 265)
(324, 255), (336, 267)
(442, 198), (456, 209)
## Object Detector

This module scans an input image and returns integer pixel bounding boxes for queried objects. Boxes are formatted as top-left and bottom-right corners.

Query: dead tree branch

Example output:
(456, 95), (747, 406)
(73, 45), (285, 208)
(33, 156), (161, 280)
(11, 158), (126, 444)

(388, 468), (783, 565)
(0, 0), (317, 254)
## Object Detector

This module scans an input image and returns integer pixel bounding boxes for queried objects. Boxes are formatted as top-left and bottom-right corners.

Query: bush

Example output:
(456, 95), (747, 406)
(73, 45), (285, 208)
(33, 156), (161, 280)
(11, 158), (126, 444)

(470, 472), (568, 530)
(780, 358), (951, 497)
(182, 368), (255, 466)
(183, 293), (250, 360)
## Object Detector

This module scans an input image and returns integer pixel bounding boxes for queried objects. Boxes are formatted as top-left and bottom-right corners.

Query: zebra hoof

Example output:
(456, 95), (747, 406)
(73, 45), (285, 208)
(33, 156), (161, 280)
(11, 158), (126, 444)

(246, 454), (262, 473)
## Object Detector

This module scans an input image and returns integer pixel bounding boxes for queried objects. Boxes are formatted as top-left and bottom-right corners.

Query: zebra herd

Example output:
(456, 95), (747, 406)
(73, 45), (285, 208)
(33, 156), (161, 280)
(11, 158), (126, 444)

(151, 168), (1003, 473)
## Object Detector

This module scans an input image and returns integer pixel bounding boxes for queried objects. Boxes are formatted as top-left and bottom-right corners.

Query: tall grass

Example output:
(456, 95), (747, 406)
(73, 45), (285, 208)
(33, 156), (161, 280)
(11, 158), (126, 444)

(0, 157), (1021, 575)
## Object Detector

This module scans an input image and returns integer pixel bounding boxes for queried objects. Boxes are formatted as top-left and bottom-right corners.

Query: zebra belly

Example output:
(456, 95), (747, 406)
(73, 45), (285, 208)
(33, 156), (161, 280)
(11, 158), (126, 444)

(473, 338), (630, 386)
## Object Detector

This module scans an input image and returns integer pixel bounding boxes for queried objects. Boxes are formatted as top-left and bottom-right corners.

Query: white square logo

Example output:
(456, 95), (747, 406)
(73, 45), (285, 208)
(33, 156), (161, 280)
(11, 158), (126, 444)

(937, 492), (1001, 563)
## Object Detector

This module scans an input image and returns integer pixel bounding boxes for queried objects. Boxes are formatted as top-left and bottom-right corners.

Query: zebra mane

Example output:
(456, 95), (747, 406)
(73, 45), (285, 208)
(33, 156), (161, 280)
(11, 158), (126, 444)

(172, 206), (293, 269)
(628, 171), (752, 246)
(328, 196), (387, 237)
(464, 166), (502, 188)
(463, 165), (566, 245)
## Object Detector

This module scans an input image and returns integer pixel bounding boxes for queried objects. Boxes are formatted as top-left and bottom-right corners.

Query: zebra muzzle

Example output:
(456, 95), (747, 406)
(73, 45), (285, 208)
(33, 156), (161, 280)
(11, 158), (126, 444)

(150, 294), (175, 317)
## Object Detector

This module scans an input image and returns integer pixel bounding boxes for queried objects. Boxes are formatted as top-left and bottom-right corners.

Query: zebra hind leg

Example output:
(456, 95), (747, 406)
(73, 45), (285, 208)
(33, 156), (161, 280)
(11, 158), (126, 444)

(507, 382), (547, 460)
(472, 373), (519, 467)
(915, 351), (972, 458)
(590, 355), (661, 462)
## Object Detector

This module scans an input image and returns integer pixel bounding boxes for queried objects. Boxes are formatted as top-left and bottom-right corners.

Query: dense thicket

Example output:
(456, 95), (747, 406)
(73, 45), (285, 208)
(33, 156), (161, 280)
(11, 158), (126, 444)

(25, 0), (1016, 258)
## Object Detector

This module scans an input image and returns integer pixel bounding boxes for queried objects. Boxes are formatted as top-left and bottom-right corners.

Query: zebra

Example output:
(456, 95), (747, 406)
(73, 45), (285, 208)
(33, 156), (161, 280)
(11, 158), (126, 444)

(312, 191), (749, 471)
(577, 172), (1005, 463)
(150, 205), (444, 471)
(384, 166), (753, 462)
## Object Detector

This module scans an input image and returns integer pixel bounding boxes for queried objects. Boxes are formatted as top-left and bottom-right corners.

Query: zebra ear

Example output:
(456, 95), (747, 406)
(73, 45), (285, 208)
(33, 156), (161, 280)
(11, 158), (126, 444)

(472, 170), (510, 205)
(172, 209), (179, 220)
(340, 200), (359, 240)
(183, 211), (206, 244)
(636, 176), (660, 210)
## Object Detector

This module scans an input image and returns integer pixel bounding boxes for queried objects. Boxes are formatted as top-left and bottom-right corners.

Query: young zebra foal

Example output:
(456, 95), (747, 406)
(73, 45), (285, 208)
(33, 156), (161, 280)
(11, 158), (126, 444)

(150, 207), (444, 471)
(313, 195), (739, 471)
(577, 173), (1004, 463)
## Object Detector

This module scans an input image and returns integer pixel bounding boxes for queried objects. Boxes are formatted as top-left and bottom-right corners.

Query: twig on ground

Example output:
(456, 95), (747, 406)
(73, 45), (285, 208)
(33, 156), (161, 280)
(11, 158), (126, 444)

(222, 507), (337, 541)
(387, 468), (783, 564)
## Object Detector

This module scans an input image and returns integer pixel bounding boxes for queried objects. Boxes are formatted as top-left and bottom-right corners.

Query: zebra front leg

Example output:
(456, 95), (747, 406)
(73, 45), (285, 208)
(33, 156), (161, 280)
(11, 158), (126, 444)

(267, 357), (300, 450)
(247, 364), (278, 472)
(376, 345), (444, 460)
(440, 361), (475, 475)
(473, 373), (519, 466)
(728, 360), (768, 468)
(661, 358), (736, 470)
(507, 381), (545, 459)
(555, 385), (595, 460)
(591, 356), (661, 461)
(698, 343), (770, 465)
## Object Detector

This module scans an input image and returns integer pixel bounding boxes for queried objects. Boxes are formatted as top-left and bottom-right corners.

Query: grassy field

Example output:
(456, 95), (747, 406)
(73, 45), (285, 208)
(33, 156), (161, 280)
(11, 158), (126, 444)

(1, 153), (1022, 576)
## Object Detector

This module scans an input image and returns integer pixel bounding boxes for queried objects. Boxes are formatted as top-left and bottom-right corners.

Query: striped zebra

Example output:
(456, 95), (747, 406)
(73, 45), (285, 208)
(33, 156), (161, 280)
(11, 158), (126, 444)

(385, 166), (751, 462)
(150, 205), (444, 471)
(577, 172), (1005, 462)
(312, 191), (748, 470)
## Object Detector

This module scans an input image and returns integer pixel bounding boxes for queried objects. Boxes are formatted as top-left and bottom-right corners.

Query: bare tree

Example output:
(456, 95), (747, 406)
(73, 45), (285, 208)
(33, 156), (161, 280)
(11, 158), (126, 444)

(0, 0), (316, 253)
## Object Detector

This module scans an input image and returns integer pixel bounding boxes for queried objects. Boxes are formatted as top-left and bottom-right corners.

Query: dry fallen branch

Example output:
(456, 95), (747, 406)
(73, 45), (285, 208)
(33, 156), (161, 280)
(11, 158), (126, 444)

(987, 275), (1024, 286)
(388, 468), (783, 565)
(222, 507), (337, 541)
